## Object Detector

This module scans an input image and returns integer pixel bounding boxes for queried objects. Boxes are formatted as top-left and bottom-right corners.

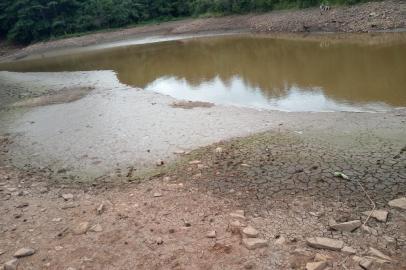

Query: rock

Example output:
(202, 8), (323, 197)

(275, 236), (286, 245)
(156, 237), (164, 245)
(14, 247), (35, 258)
(62, 193), (74, 201)
(61, 203), (78, 209)
(228, 220), (245, 234)
(153, 192), (162, 197)
(306, 237), (344, 251)
(96, 203), (105, 215)
(230, 210), (245, 219)
(72, 222), (90, 235)
(306, 261), (327, 270)
(342, 246), (356, 255)
(215, 147), (223, 154)
(368, 247), (392, 261)
(89, 224), (103, 232)
(3, 259), (18, 270)
(188, 160), (201, 165)
(16, 202), (29, 208)
(52, 218), (62, 222)
(206, 230), (216, 238)
(329, 220), (361, 232)
(314, 253), (333, 262)
(362, 210), (388, 222)
(352, 256), (362, 263)
(156, 160), (164, 166)
(359, 258), (374, 269)
(388, 197), (406, 210)
(333, 172), (349, 180)
(242, 226), (259, 238)
(360, 225), (378, 236)
(242, 238), (268, 250)
(369, 12), (377, 17)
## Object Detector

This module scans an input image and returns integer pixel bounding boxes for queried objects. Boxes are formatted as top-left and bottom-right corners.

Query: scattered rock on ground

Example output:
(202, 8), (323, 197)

(229, 210), (245, 219)
(62, 193), (74, 201)
(368, 247), (392, 262)
(306, 237), (344, 251)
(188, 160), (201, 165)
(206, 230), (216, 238)
(306, 261), (327, 270)
(314, 253), (333, 262)
(96, 203), (105, 215)
(3, 259), (18, 270)
(89, 224), (103, 232)
(361, 225), (378, 236)
(72, 222), (90, 235)
(153, 192), (162, 197)
(362, 210), (388, 222)
(14, 247), (35, 258)
(342, 246), (357, 255)
(388, 197), (406, 210)
(359, 257), (374, 269)
(228, 220), (245, 234)
(329, 220), (361, 232)
(242, 226), (259, 238)
(242, 238), (268, 250)
(275, 236), (286, 245)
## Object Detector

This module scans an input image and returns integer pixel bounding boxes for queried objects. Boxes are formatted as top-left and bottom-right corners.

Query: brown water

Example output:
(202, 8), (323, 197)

(1, 34), (406, 112)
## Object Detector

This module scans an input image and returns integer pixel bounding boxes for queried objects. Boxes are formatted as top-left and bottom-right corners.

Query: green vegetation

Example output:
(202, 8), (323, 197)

(0, 0), (369, 44)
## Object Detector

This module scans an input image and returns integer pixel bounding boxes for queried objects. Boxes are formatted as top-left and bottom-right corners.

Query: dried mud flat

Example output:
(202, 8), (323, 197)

(1, 124), (406, 269)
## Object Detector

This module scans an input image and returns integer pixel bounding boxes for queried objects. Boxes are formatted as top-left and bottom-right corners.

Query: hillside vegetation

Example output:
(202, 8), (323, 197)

(0, 0), (369, 44)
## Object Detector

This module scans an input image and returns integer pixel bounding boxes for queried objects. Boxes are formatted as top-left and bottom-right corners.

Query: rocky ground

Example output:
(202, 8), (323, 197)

(1, 127), (405, 269)
(0, 0), (405, 61)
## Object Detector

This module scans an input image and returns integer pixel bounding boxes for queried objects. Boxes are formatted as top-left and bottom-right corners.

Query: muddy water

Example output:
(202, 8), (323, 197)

(1, 34), (406, 112)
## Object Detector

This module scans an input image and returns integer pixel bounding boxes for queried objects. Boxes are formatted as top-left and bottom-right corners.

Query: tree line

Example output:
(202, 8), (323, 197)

(0, 0), (367, 44)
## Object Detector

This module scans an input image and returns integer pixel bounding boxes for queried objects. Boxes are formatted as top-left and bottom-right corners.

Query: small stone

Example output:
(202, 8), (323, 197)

(215, 147), (223, 154)
(242, 226), (259, 238)
(3, 259), (18, 270)
(16, 202), (29, 208)
(156, 160), (165, 166)
(306, 237), (344, 251)
(89, 224), (103, 232)
(206, 230), (216, 238)
(14, 247), (35, 258)
(352, 256), (362, 263)
(275, 236), (286, 245)
(360, 225), (378, 236)
(228, 220), (245, 234)
(230, 210), (245, 219)
(362, 210), (388, 222)
(188, 160), (201, 165)
(52, 218), (62, 222)
(242, 238), (268, 250)
(314, 253), (333, 262)
(359, 258), (374, 269)
(342, 246), (357, 255)
(72, 222), (90, 235)
(367, 247), (392, 261)
(156, 237), (164, 245)
(388, 197), (406, 210)
(306, 261), (327, 270)
(61, 203), (78, 209)
(96, 203), (105, 215)
(153, 192), (162, 197)
(54, 246), (63, 251)
(329, 220), (361, 232)
(62, 193), (74, 201)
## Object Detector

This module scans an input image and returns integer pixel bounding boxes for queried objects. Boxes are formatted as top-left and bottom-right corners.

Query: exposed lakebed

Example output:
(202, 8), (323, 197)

(1, 34), (406, 112)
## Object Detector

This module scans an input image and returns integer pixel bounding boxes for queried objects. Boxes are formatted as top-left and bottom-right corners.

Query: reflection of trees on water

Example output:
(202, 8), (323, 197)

(2, 36), (406, 106)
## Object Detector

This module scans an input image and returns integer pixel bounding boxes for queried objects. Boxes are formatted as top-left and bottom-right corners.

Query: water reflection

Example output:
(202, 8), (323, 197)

(1, 34), (405, 112)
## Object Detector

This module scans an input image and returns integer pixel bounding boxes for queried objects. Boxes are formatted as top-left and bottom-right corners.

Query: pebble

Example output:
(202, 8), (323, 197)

(388, 197), (406, 210)
(229, 210), (245, 219)
(367, 247), (392, 261)
(314, 253), (333, 262)
(242, 226), (259, 238)
(306, 237), (344, 251)
(305, 261), (327, 270)
(52, 218), (62, 222)
(72, 222), (90, 235)
(242, 238), (268, 250)
(62, 193), (74, 201)
(359, 258), (374, 269)
(89, 224), (103, 232)
(188, 160), (201, 165)
(229, 220), (245, 234)
(14, 247), (35, 258)
(342, 246), (356, 255)
(362, 210), (388, 222)
(215, 147), (223, 154)
(360, 225), (378, 236)
(3, 259), (18, 270)
(156, 160), (164, 166)
(96, 203), (105, 215)
(153, 192), (162, 197)
(275, 236), (286, 245)
(206, 230), (216, 238)
(329, 220), (361, 232)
